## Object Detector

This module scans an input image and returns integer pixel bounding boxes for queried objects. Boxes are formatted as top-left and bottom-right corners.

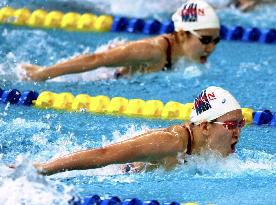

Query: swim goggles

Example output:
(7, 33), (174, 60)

(189, 30), (220, 45)
(211, 118), (245, 130)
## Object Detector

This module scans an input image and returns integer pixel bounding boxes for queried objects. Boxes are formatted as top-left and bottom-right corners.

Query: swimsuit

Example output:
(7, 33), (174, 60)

(162, 36), (172, 71)
(182, 124), (193, 155)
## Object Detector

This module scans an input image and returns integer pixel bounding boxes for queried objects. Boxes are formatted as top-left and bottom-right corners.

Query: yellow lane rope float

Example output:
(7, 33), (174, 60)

(0, 7), (113, 32)
(1, 6), (276, 44)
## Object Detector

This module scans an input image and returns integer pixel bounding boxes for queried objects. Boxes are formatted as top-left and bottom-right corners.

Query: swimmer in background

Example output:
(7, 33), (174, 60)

(209, 0), (276, 11)
(21, 0), (221, 81)
(235, 0), (276, 11)
(32, 86), (245, 175)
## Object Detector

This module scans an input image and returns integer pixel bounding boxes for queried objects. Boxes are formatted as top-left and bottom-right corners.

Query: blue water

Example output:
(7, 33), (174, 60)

(0, 1), (276, 205)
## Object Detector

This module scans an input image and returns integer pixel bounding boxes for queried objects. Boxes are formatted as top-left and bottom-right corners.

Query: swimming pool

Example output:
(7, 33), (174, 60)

(0, 1), (276, 205)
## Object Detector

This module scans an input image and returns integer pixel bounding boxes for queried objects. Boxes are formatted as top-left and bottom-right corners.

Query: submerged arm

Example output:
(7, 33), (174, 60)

(36, 125), (187, 175)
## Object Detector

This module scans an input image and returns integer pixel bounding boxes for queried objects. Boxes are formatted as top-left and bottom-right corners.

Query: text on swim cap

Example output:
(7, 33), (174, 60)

(194, 90), (216, 115)
(181, 3), (205, 22)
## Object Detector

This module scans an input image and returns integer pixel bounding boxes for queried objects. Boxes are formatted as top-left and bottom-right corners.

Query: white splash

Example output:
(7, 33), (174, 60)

(181, 149), (276, 178)
(0, 156), (78, 205)
(173, 58), (208, 79)
(11, 118), (50, 130)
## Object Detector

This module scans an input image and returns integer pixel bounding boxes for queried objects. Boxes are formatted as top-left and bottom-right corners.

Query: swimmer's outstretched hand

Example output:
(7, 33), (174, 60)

(33, 162), (48, 175)
(21, 64), (46, 81)
(7, 163), (48, 175)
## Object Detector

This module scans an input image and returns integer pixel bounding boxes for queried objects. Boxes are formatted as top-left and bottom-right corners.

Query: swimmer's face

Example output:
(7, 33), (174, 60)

(205, 109), (243, 157)
(183, 28), (220, 64)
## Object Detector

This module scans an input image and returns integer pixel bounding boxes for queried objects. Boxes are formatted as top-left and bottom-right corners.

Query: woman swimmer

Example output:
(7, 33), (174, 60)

(33, 86), (245, 175)
(207, 0), (275, 11)
(21, 0), (221, 81)
(235, 0), (276, 11)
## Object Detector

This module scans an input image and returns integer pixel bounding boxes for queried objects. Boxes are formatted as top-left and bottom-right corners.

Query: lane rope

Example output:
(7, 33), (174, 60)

(0, 7), (276, 44)
(1, 88), (275, 126)
(70, 194), (204, 205)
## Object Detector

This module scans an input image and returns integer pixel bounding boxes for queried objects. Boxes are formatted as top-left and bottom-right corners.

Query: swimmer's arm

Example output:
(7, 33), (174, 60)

(35, 125), (187, 175)
(236, 0), (257, 11)
(23, 41), (162, 81)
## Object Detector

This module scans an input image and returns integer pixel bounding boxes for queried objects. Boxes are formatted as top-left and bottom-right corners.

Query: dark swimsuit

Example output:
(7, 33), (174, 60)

(162, 36), (172, 71)
(183, 124), (192, 155)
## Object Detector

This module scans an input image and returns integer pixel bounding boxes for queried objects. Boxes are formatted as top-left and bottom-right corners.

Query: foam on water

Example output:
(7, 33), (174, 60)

(41, 0), (181, 19)
(219, 3), (276, 27)
(178, 149), (276, 178)
(0, 28), (67, 82)
(0, 34), (130, 82)
(0, 157), (78, 205)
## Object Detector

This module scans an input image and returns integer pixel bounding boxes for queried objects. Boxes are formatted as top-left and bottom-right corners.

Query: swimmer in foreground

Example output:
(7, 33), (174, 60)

(22, 0), (221, 81)
(33, 86), (245, 175)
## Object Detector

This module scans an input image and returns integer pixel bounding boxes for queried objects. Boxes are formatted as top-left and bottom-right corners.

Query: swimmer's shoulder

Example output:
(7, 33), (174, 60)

(165, 123), (190, 144)
(134, 34), (172, 46)
(161, 124), (190, 153)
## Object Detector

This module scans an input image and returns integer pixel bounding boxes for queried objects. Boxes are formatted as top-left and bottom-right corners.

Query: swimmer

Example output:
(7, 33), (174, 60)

(232, 0), (274, 11)
(206, 0), (273, 11)
(32, 86), (245, 175)
(21, 0), (221, 81)
(235, 0), (259, 11)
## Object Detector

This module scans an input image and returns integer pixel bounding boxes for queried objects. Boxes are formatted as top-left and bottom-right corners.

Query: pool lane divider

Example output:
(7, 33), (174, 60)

(70, 194), (205, 205)
(0, 88), (275, 126)
(0, 6), (276, 44)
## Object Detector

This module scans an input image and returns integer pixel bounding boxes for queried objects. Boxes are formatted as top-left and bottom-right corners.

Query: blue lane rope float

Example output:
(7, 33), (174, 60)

(0, 6), (276, 44)
(0, 87), (275, 126)
(220, 25), (276, 44)
(1, 89), (21, 104)
(253, 110), (273, 125)
(70, 194), (200, 205)
(0, 88), (39, 105)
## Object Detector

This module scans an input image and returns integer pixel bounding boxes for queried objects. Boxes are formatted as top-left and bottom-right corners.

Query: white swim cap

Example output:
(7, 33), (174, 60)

(190, 86), (241, 124)
(172, 0), (220, 31)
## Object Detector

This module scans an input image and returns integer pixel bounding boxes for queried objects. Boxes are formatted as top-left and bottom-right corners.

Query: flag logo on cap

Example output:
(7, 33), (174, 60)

(181, 3), (205, 22)
(194, 89), (216, 115)
(172, 0), (220, 32)
(190, 86), (241, 124)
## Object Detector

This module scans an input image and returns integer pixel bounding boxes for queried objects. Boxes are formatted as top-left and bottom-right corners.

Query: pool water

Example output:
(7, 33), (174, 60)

(0, 1), (276, 205)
